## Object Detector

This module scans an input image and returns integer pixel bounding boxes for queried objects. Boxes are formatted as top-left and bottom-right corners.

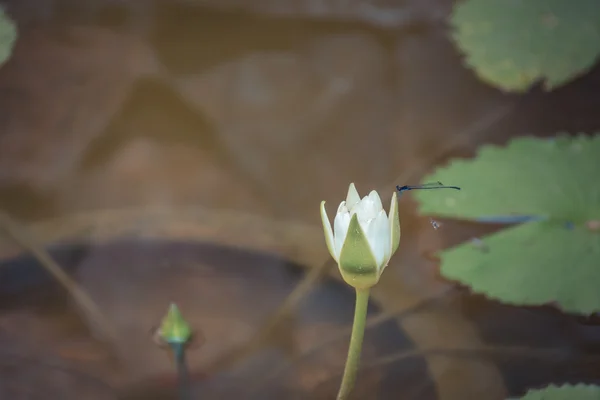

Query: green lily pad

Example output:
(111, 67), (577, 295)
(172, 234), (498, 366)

(417, 135), (600, 222)
(440, 220), (600, 314)
(415, 135), (600, 315)
(508, 383), (600, 399)
(450, 0), (600, 92)
(0, 6), (17, 67)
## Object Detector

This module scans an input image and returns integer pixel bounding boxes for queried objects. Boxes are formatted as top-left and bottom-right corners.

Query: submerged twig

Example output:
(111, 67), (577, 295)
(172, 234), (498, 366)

(306, 344), (586, 398)
(394, 102), (516, 188)
(246, 286), (458, 396)
(0, 211), (118, 345)
(206, 258), (335, 375)
(362, 345), (578, 371)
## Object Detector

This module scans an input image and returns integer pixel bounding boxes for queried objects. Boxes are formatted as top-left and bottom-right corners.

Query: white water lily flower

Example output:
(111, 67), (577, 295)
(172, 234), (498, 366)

(320, 183), (401, 289)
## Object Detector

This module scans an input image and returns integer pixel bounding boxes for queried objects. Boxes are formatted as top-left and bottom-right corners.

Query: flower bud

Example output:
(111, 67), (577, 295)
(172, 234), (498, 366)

(157, 303), (192, 345)
(320, 183), (400, 289)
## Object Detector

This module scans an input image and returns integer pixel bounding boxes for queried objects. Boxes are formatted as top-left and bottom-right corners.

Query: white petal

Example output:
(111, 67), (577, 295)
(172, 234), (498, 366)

(333, 208), (351, 258)
(372, 210), (390, 267)
(360, 216), (379, 264)
(355, 195), (377, 222)
(360, 216), (375, 247)
(367, 191), (383, 213)
(345, 183), (361, 211)
(337, 201), (348, 215)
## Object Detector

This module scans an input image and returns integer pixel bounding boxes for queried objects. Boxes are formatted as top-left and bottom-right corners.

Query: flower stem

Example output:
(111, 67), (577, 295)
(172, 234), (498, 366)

(170, 342), (191, 400)
(337, 287), (370, 400)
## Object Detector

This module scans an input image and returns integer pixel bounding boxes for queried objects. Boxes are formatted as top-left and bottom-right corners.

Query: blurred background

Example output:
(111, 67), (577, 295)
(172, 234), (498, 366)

(0, 0), (599, 399)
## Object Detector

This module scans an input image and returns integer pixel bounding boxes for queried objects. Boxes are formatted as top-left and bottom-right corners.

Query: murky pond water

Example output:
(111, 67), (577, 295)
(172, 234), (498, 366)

(1, 1), (600, 399)
(1, 238), (434, 399)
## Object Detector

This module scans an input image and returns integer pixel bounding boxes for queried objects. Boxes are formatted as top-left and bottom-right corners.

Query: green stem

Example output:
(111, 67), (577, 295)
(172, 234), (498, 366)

(170, 342), (191, 400)
(337, 287), (370, 400)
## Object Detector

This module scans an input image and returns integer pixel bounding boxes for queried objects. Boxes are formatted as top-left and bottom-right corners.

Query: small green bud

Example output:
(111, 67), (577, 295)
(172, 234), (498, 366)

(158, 303), (192, 345)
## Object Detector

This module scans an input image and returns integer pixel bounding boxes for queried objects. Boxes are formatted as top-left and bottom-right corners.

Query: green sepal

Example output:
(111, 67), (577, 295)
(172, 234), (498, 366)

(320, 201), (337, 262)
(338, 213), (379, 289)
(158, 303), (192, 344)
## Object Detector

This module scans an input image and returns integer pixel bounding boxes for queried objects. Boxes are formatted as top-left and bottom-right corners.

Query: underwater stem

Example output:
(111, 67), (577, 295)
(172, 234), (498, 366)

(171, 342), (192, 400)
(337, 287), (370, 400)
